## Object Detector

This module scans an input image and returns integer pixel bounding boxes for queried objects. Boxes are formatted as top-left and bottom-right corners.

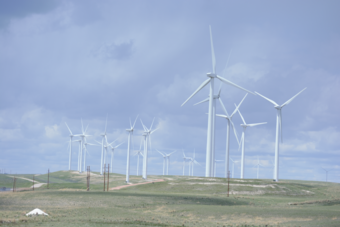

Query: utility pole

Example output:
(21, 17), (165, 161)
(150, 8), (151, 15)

(33, 175), (34, 191)
(227, 170), (230, 197)
(87, 166), (90, 191)
(13, 177), (16, 192)
(107, 164), (110, 192)
(47, 169), (50, 189)
(103, 164), (106, 191)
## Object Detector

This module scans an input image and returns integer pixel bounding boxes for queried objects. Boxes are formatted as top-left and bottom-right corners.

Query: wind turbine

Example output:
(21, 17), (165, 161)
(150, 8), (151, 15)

(156, 150), (167, 175)
(140, 118), (158, 180)
(165, 151), (176, 175)
(255, 156), (265, 179)
(230, 158), (239, 178)
(190, 150), (200, 176)
(255, 88), (306, 182)
(99, 116), (108, 175)
(182, 151), (189, 176)
(216, 94), (247, 178)
(65, 123), (75, 171)
(108, 141), (124, 173)
(134, 138), (144, 176)
(83, 139), (97, 172)
(181, 25), (255, 177)
(76, 119), (91, 173)
(322, 168), (331, 182)
(73, 139), (82, 172)
(126, 115), (138, 183)
(236, 106), (267, 179)
(214, 160), (224, 177)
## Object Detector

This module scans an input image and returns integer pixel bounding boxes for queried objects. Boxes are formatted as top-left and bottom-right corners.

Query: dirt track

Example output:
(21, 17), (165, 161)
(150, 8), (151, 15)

(110, 179), (164, 190)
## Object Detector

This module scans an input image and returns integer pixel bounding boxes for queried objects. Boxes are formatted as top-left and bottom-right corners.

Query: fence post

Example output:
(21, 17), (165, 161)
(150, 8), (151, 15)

(103, 164), (106, 192)
(107, 164), (110, 192)
(33, 175), (34, 191)
(47, 169), (49, 189)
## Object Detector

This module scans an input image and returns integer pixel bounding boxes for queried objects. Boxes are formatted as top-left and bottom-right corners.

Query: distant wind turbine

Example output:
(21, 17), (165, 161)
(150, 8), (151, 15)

(322, 167), (331, 182)
(230, 158), (239, 178)
(65, 122), (75, 171)
(255, 88), (306, 182)
(255, 156), (265, 179)
(126, 115), (138, 183)
(236, 106), (267, 179)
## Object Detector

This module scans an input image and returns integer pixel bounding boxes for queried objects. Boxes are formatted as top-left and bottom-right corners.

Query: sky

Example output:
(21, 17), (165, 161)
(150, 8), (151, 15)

(0, 0), (339, 183)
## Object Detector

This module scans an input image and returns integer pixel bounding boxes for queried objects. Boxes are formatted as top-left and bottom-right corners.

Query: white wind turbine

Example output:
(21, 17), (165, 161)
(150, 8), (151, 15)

(83, 139), (97, 171)
(156, 150), (167, 175)
(140, 118), (158, 180)
(108, 141), (124, 173)
(134, 138), (144, 176)
(126, 115), (138, 183)
(216, 94), (247, 178)
(255, 88), (306, 182)
(73, 139), (82, 172)
(236, 106), (267, 179)
(182, 151), (189, 176)
(230, 158), (239, 178)
(165, 151), (176, 175)
(322, 167), (331, 182)
(181, 25), (255, 177)
(76, 119), (91, 173)
(65, 122), (75, 170)
(255, 156), (265, 179)
(214, 160), (224, 177)
(98, 116), (109, 175)
(190, 150), (200, 176)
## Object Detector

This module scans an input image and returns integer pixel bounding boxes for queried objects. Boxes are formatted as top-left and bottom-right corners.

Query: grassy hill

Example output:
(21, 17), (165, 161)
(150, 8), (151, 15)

(0, 171), (339, 226)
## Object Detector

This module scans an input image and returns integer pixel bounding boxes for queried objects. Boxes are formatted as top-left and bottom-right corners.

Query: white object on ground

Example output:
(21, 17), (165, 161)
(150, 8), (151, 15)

(26, 208), (48, 216)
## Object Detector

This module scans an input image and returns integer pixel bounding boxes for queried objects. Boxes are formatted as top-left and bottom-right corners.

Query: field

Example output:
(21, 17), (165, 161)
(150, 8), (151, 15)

(1, 171), (340, 226)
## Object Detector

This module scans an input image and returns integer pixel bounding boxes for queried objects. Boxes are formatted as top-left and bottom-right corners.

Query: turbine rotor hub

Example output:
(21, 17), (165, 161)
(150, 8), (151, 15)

(207, 72), (217, 78)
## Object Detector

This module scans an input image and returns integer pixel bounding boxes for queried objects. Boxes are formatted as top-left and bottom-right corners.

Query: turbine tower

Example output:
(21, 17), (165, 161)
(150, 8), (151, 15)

(99, 116), (108, 175)
(230, 158), (239, 178)
(255, 88), (306, 181)
(126, 115), (138, 183)
(156, 150), (167, 175)
(190, 150), (200, 176)
(65, 123), (75, 170)
(216, 94), (247, 178)
(108, 141), (124, 173)
(181, 25), (255, 177)
(165, 151), (176, 175)
(236, 106), (267, 179)
(140, 118), (158, 180)
(255, 156), (264, 179)
(322, 167), (331, 182)
(134, 138), (143, 176)
(182, 151), (189, 176)
(83, 139), (96, 172)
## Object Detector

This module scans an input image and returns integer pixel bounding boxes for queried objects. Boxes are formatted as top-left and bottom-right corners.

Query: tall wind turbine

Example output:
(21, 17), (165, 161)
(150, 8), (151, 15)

(255, 156), (264, 179)
(156, 150), (167, 175)
(83, 139), (96, 172)
(255, 88), (306, 182)
(165, 151), (176, 175)
(322, 168), (331, 182)
(99, 116), (108, 175)
(230, 158), (239, 178)
(236, 106), (267, 179)
(108, 142), (124, 173)
(76, 119), (91, 173)
(190, 150), (200, 176)
(126, 115), (138, 183)
(140, 118), (158, 180)
(73, 139), (82, 172)
(181, 25), (255, 177)
(134, 138), (144, 176)
(65, 123), (75, 170)
(216, 94), (247, 178)
(182, 151), (189, 176)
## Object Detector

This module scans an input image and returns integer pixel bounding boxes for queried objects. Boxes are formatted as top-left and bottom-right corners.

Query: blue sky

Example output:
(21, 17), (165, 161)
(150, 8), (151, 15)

(0, 0), (339, 182)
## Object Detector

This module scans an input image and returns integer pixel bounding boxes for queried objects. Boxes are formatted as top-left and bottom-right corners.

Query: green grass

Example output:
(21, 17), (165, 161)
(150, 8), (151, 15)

(1, 171), (340, 226)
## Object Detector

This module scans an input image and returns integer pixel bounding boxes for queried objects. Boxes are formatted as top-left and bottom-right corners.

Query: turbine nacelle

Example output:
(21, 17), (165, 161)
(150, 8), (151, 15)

(207, 72), (217, 78)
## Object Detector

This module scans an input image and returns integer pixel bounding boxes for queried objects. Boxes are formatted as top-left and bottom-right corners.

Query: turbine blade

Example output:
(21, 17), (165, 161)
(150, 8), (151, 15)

(104, 115), (108, 134)
(150, 127), (159, 135)
(281, 88), (307, 107)
(132, 115), (139, 128)
(247, 122), (267, 127)
(254, 91), (279, 106)
(218, 82), (222, 97)
(114, 142), (124, 149)
(81, 118), (84, 133)
(85, 124), (89, 134)
(238, 133), (244, 151)
(216, 114), (228, 118)
(181, 78), (211, 106)
(140, 119), (147, 131)
(150, 117), (155, 131)
(222, 49), (233, 77)
(230, 119), (239, 144)
(231, 94), (248, 117)
(156, 150), (165, 156)
(168, 150), (176, 156)
(217, 75), (256, 95)
(218, 97), (230, 118)
(194, 97), (209, 106)
(235, 104), (246, 125)
(209, 25), (216, 74)
(65, 122), (73, 135)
